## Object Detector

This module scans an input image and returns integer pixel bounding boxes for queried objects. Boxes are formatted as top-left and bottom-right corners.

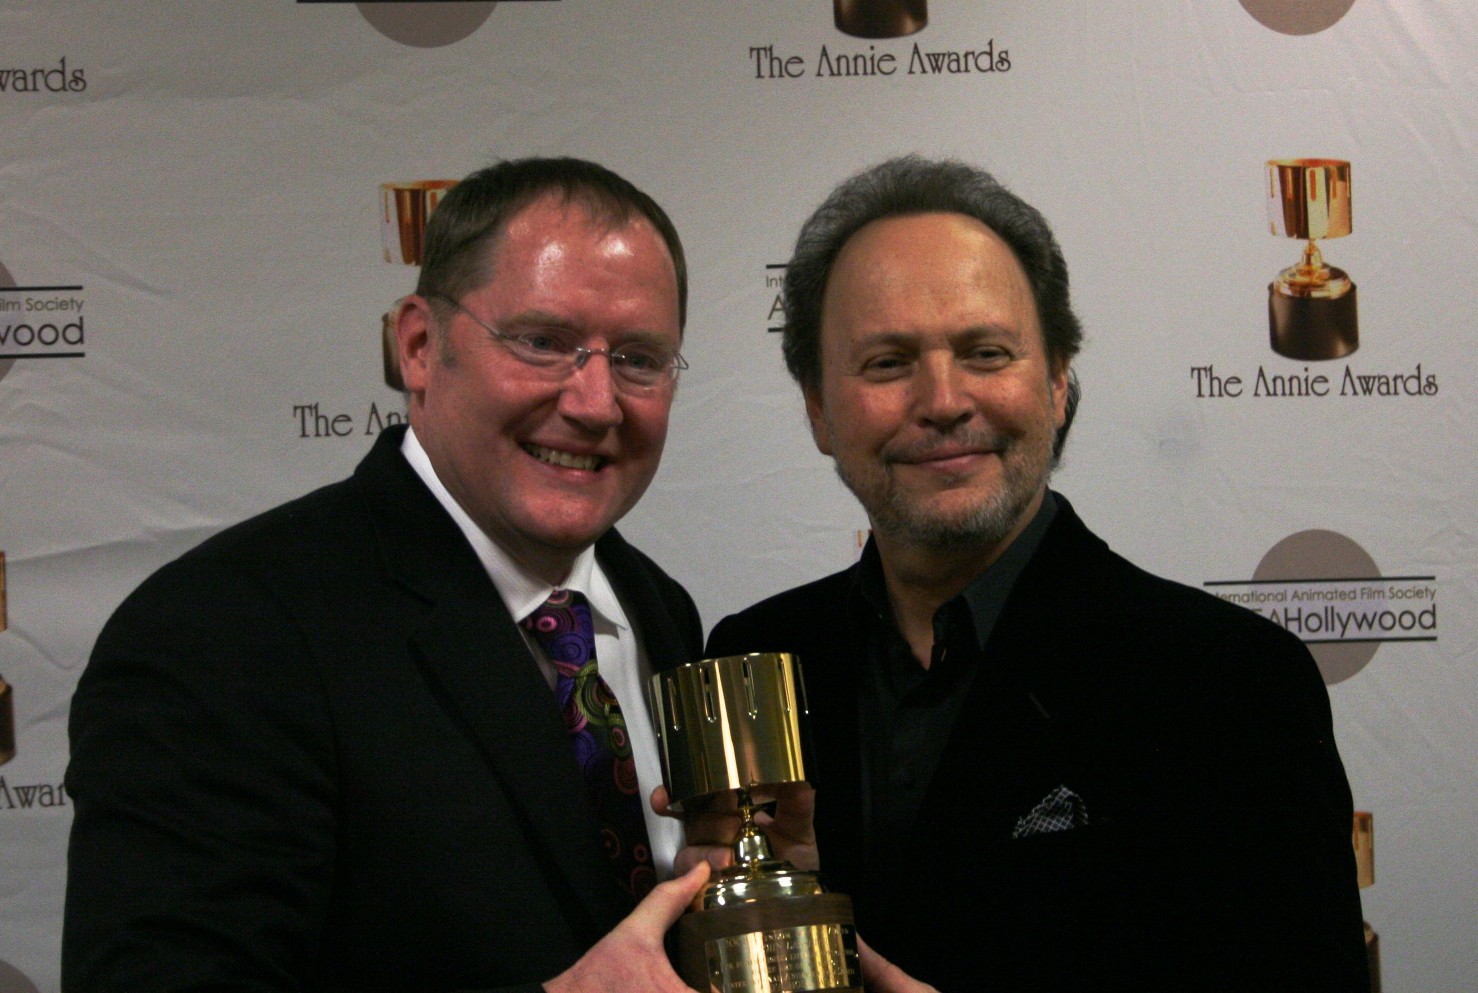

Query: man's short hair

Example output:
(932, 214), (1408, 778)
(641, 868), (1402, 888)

(783, 155), (1083, 456)
(415, 156), (688, 330)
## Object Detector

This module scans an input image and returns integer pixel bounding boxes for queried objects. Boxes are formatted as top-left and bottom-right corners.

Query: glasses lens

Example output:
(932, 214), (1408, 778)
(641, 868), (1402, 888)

(611, 347), (677, 388)
(503, 331), (575, 366)
(442, 295), (683, 393)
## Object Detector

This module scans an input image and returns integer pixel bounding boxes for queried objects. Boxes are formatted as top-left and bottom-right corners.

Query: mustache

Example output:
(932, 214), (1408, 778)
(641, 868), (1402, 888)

(881, 428), (1010, 465)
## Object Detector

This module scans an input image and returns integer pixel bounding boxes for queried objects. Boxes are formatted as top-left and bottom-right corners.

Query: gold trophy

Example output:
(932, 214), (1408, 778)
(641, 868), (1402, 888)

(1266, 158), (1357, 360)
(834, 0), (928, 39)
(381, 180), (457, 267)
(379, 180), (458, 389)
(652, 653), (860, 993)
(1, 551), (14, 766)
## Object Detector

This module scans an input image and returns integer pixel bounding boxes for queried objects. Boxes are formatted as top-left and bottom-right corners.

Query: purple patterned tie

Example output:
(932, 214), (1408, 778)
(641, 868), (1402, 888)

(522, 589), (654, 902)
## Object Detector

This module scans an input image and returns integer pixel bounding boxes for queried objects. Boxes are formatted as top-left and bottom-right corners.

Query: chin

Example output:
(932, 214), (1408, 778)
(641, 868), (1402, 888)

(880, 490), (1031, 549)
(533, 523), (612, 550)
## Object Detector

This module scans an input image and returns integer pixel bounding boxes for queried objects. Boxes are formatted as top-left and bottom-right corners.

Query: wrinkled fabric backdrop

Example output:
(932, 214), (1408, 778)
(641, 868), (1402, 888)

(0, 3), (1472, 991)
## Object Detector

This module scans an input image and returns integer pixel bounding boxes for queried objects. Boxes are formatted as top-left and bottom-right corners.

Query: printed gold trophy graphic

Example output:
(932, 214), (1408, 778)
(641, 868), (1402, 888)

(834, 0), (927, 38)
(1266, 158), (1357, 360)
(1354, 811), (1381, 992)
(379, 179), (457, 390)
(652, 653), (861, 992)
(1, 551), (15, 766)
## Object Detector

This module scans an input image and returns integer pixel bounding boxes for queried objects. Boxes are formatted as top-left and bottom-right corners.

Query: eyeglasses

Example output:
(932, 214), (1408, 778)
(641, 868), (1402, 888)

(432, 295), (687, 394)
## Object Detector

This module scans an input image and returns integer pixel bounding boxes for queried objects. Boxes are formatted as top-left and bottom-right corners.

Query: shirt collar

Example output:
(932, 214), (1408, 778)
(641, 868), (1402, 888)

(853, 490), (1059, 651)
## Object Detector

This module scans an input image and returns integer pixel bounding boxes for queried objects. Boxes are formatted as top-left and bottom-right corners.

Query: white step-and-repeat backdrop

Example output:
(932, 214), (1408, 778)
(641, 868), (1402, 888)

(1, 3), (1473, 990)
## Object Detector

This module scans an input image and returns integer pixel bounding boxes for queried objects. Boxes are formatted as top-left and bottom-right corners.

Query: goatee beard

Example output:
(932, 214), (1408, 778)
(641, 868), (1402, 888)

(834, 427), (1054, 552)
(862, 467), (1043, 551)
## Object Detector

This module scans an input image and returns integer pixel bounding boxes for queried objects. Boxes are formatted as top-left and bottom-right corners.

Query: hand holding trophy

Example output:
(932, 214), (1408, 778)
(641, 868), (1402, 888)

(651, 653), (860, 993)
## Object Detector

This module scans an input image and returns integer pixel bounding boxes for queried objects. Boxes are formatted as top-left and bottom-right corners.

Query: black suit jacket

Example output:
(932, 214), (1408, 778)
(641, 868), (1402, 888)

(63, 425), (703, 993)
(706, 496), (1368, 993)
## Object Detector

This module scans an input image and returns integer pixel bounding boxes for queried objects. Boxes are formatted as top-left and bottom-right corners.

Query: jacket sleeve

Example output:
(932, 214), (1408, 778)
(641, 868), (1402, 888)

(63, 555), (342, 992)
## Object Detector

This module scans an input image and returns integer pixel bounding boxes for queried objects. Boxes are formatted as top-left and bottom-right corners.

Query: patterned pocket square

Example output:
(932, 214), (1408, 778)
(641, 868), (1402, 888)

(1011, 784), (1090, 840)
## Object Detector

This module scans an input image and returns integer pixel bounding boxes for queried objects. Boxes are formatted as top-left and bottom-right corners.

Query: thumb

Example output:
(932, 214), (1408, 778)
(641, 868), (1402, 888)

(857, 934), (939, 993)
(627, 860), (710, 934)
(650, 784), (676, 818)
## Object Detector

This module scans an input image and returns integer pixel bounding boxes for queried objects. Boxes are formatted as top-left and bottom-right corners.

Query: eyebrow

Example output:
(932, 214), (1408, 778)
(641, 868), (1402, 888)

(850, 324), (1023, 349)
(496, 310), (580, 332)
(499, 310), (674, 348)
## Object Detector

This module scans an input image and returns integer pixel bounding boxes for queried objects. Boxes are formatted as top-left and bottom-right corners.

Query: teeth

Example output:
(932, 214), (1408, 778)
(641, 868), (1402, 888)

(525, 445), (602, 471)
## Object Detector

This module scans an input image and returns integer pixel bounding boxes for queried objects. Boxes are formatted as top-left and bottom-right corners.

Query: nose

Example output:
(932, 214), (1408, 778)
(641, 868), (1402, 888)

(557, 351), (624, 431)
(913, 350), (972, 429)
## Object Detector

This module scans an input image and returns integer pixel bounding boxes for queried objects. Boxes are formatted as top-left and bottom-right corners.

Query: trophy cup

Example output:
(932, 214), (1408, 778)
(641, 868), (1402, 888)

(1266, 158), (1357, 360)
(1, 551), (15, 765)
(651, 653), (860, 993)
(834, 0), (928, 39)
(379, 180), (458, 389)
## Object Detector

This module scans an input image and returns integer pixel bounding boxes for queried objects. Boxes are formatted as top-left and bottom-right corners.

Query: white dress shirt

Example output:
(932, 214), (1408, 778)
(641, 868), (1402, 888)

(401, 426), (682, 878)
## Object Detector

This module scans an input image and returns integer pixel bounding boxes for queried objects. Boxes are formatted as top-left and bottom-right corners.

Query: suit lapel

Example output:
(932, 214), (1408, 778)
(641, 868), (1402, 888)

(920, 497), (1108, 842)
(923, 639), (1072, 843)
(797, 580), (868, 894)
(353, 429), (633, 933)
(594, 529), (688, 672)
(407, 591), (632, 930)
(809, 643), (867, 890)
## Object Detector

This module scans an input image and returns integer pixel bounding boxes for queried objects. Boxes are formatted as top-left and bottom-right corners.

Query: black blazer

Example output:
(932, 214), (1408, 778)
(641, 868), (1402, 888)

(63, 425), (702, 993)
(707, 496), (1368, 993)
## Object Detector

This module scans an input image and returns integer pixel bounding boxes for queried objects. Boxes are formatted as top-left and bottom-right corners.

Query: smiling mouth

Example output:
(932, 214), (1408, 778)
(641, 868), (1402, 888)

(891, 447), (1001, 467)
(913, 450), (989, 464)
(886, 431), (1010, 467)
(523, 444), (605, 471)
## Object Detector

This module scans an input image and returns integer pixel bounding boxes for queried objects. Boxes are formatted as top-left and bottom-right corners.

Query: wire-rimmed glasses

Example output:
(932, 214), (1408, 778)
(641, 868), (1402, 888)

(431, 294), (686, 394)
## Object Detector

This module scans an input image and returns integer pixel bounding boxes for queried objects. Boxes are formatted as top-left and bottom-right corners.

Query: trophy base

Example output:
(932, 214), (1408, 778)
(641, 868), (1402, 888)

(833, 1), (928, 39)
(677, 892), (861, 993)
(0, 678), (14, 766)
(1268, 280), (1358, 361)
(1365, 922), (1381, 993)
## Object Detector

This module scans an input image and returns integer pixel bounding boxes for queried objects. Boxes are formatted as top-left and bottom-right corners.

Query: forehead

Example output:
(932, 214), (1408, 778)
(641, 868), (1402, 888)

(489, 194), (672, 275)
(821, 211), (1039, 341)
(471, 194), (681, 334)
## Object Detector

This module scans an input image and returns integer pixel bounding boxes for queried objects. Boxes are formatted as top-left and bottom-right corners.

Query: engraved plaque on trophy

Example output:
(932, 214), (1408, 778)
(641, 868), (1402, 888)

(379, 179), (457, 390)
(652, 653), (861, 993)
(1266, 158), (1357, 360)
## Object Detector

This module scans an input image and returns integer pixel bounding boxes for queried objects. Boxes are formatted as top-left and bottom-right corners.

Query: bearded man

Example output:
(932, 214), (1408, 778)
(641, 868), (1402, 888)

(701, 156), (1369, 993)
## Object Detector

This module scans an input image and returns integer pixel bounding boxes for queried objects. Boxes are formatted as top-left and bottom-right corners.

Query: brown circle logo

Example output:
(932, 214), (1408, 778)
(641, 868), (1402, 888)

(0, 262), (15, 384)
(356, 2), (497, 48)
(0, 960), (40, 993)
(1252, 529), (1379, 684)
(1237, 0), (1357, 36)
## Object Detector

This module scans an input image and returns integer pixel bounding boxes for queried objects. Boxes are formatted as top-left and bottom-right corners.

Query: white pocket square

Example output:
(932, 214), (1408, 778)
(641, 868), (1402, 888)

(1011, 784), (1089, 839)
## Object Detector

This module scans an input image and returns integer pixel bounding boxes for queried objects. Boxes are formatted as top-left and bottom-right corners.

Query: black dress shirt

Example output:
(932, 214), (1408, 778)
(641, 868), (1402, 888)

(851, 493), (1058, 862)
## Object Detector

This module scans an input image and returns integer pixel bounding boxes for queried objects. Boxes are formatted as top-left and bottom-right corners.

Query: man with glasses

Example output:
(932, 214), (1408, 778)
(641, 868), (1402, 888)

(65, 158), (708, 993)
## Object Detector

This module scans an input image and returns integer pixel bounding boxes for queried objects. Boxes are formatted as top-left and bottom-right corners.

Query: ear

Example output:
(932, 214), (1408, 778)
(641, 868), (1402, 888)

(1050, 358), (1072, 429)
(395, 295), (437, 398)
(803, 384), (833, 456)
